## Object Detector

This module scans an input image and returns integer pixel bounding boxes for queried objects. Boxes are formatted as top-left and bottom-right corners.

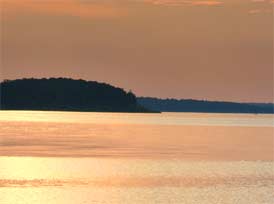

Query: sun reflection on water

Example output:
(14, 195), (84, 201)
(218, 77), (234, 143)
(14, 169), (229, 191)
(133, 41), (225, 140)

(0, 111), (273, 203)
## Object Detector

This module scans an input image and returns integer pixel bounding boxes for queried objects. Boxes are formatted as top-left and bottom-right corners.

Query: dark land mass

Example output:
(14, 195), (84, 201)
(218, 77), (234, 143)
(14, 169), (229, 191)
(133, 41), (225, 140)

(137, 97), (274, 114)
(0, 78), (153, 112)
(1, 78), (273, 114)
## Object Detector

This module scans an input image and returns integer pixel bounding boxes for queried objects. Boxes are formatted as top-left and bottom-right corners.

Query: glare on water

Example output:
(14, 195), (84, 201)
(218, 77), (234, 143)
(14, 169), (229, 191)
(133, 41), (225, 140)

(0, 111), (273, 204)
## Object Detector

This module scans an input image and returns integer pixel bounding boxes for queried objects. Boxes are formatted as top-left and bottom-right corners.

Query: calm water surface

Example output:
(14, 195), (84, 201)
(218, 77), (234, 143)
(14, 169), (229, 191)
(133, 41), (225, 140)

(0, 111), (273, 204)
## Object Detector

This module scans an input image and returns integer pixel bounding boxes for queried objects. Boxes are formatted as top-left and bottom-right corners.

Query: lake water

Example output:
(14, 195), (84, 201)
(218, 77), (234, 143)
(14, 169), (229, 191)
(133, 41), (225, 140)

(0, 111), (273, 204)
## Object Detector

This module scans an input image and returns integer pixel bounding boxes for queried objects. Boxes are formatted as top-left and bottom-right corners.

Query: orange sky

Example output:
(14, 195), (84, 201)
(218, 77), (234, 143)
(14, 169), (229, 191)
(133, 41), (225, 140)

(1, 0), (273, 102)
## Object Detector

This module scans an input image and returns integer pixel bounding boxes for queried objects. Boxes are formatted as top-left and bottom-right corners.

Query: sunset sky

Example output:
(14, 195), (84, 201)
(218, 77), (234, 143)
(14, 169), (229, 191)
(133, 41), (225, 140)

(1, 0), (273, 102)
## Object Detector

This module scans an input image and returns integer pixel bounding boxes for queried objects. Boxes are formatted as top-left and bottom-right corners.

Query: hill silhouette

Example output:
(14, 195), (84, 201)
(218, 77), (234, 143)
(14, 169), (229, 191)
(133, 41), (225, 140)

(0, 78), (152, 112)
(1, 78), (273, 114)
(137, 97), (274, 114)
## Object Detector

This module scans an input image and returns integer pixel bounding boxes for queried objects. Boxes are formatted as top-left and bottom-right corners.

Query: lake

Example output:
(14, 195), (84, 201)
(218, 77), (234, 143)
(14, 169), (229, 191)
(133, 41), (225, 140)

(0, 111), (273, 204)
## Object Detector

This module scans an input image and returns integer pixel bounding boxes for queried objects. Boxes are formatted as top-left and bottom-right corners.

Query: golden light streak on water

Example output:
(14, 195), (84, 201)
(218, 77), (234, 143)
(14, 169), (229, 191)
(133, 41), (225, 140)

(0, 111), (273, 204)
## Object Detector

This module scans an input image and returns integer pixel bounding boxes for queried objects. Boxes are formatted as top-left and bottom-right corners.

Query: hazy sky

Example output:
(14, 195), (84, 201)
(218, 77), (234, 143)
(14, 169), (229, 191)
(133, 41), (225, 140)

(1, 0), (273, 102)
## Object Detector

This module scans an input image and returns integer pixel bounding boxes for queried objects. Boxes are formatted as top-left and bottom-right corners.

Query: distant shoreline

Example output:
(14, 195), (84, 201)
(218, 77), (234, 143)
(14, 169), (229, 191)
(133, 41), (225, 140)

(1, 78), (273, 114)
(0, 108), (160, 114)
(137, 97), (274, 114)
(1, 110), (273, 115)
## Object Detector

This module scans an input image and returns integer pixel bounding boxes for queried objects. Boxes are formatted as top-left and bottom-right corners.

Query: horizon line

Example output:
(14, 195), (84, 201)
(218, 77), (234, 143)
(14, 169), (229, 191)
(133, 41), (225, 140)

(1, 77), (273, 105)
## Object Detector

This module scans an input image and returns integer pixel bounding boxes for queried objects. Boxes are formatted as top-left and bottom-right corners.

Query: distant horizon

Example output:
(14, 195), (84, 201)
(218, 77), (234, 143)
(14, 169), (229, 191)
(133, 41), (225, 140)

(1, 77), (273, 104)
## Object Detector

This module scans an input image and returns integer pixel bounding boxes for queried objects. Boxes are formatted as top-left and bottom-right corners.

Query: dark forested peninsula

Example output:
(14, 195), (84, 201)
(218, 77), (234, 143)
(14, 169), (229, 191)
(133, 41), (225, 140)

(0, 78), (151, 112)
(1, 78), (273, 114)
(137, 97), (274, 114)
